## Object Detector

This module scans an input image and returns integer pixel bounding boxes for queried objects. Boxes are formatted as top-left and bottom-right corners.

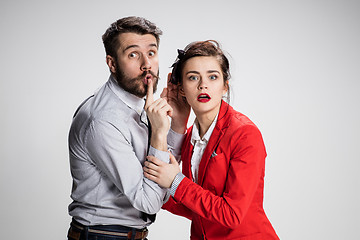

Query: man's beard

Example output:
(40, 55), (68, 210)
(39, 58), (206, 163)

(114, 63), (159, 98)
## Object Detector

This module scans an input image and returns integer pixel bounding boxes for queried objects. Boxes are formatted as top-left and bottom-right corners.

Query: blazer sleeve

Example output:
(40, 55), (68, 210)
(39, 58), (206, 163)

(172, 124), (266, 229)
(162, 196), (193, 220)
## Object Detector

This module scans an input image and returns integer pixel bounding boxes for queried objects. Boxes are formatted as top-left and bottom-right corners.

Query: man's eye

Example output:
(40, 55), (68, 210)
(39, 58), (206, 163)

(149, 51), (156, 57)
(129, 53), (137, 58)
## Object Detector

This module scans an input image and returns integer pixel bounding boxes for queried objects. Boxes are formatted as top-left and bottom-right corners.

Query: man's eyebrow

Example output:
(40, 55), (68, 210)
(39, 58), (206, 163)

(123, 43), (158, 53)
(149, 43), (158, 48)
(123, 45), (139, 52)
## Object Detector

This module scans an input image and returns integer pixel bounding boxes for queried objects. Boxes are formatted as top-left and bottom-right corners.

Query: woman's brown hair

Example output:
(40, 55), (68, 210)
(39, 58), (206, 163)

(170, 40), (230, 101)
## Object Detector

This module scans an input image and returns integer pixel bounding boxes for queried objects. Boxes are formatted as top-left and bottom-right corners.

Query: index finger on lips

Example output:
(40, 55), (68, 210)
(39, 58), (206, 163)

(145, 78), (154, 109)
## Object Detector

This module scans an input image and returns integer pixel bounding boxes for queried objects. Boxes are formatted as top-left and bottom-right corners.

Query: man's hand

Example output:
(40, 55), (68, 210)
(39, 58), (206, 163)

(143, 153), (180, 188)
(161, 73), (191, 134)
(144, 79), (173, 151)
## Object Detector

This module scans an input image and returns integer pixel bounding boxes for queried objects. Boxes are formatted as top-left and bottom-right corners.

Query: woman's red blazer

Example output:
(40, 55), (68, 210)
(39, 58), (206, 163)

(163, 101), (279, 240)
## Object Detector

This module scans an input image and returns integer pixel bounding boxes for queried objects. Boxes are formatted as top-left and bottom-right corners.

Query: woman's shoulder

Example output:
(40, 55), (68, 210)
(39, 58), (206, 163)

(219, 108), (264, 149)
(225, 106), (266, 151)
(222, 104), (259, 130)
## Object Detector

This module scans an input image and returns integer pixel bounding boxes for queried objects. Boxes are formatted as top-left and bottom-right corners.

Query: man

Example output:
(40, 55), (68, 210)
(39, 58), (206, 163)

(67, 16), (188, 240)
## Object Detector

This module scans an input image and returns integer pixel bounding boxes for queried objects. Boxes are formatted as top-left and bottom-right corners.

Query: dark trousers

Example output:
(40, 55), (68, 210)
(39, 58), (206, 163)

(67, 219), (148, 240)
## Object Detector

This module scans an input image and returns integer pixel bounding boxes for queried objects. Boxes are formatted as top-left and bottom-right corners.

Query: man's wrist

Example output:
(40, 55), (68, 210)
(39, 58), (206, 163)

(150, 132), (168, 151)
(148, 146), (170, 163)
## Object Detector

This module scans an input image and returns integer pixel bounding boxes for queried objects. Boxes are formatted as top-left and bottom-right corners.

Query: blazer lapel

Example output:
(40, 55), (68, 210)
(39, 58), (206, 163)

(181, 126), (194, 180)
(197, 101), (231, 186)
(198, 126), (224, 186)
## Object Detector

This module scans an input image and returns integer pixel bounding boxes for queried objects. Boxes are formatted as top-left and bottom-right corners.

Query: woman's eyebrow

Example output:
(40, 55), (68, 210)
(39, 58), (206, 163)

(185, 70), (200, 75)
(207, 70), (220, 74)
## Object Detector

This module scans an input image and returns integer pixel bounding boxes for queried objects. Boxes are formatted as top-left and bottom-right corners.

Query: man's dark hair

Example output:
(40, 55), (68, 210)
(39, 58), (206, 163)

(102, 16), (162, 58)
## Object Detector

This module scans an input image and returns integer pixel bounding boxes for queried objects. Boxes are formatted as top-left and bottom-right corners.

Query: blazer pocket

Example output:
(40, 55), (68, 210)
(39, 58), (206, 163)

(203, 153), (228, 195)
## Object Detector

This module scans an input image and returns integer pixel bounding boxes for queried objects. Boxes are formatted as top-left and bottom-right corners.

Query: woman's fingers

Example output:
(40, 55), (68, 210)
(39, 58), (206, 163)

(146, 156), (162, 165)
(144, 171), (159, 184)
(143, 166), (158, 177)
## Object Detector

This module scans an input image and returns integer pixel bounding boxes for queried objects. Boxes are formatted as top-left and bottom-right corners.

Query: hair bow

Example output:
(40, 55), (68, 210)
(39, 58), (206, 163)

(177, 49), (185, 59)
(170, 49), (186, 84)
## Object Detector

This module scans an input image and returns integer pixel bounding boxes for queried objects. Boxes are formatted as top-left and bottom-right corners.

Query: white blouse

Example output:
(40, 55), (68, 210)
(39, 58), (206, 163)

(190, 115), (218, 183)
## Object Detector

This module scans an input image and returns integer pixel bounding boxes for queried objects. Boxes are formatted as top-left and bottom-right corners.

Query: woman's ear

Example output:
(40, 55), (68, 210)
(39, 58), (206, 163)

(179, 85), (186, 97)
(106, 55), (116, 74)
(167, 73), (172, 83)
(223, 80), (229, 95)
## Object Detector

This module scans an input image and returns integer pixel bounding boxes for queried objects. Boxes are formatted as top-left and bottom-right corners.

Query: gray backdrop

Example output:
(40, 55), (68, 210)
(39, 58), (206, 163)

(0, 0), (359, 239)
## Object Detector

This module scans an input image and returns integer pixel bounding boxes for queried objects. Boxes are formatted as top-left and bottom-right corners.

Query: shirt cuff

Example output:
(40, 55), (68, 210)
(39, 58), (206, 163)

(148, 146), (170, 163)
(170, 172), (185, 197)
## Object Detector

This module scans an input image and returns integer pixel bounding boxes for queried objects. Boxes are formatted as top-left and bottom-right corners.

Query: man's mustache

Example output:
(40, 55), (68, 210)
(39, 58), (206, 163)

(136, 71), (159, 81)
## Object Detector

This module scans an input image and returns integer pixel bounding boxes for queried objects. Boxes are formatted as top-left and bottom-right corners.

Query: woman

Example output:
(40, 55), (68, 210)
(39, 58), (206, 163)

(144, 40), (279, 239)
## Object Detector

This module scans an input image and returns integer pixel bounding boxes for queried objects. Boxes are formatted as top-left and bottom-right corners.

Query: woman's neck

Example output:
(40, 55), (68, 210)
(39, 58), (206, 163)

(195, 109), (219, 139)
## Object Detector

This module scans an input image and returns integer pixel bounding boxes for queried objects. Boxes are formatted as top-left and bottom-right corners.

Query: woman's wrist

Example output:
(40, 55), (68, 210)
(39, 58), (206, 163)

(170, 172), (185, 196)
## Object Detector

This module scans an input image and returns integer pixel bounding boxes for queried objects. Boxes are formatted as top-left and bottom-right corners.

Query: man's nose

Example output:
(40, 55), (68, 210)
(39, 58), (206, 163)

(140, 55), (151, 71)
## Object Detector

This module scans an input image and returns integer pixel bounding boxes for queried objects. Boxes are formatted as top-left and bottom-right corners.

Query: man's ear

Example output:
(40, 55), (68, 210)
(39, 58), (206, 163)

(106, 55), (116, 74)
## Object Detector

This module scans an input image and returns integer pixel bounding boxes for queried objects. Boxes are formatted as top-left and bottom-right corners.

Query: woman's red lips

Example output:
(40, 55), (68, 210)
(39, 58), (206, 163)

(197, 93), (211, 102)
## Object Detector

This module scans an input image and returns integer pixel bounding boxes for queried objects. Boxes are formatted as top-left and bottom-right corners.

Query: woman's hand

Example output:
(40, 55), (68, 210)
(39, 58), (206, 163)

(161, 73), (191, 134)
(143, 153), (180, 188)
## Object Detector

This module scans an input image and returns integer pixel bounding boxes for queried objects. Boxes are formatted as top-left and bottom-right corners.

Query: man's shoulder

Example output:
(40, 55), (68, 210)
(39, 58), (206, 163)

(91, 95), (132, 124)
(72, 88), (130, 127)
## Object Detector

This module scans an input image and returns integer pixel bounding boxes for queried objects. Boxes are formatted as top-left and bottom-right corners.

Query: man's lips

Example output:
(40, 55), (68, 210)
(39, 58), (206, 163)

(197, 93), (211, 102)
(144, 74), (152, 85)
(142, 72), (157, 85)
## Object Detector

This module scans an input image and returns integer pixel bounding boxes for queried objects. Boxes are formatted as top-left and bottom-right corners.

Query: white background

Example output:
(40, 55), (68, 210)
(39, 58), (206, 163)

(0, 0), (359, 239)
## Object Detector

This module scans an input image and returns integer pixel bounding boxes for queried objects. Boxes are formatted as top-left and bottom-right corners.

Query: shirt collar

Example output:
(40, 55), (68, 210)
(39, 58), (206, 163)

(190, 114), (218, 146)
(108, 75), (145, 115)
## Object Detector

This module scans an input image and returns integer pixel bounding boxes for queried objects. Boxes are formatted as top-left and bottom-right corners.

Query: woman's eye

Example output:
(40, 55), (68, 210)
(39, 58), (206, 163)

(209, 75), (218, 80)
(189, 76), (198, 81)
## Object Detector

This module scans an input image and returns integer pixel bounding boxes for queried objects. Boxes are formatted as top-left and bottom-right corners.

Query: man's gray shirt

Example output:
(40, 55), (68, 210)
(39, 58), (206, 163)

(68, 76), (184, 228)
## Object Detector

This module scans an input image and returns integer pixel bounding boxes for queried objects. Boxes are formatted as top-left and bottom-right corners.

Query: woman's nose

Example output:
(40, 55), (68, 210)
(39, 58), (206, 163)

(198, 80), (208, 90)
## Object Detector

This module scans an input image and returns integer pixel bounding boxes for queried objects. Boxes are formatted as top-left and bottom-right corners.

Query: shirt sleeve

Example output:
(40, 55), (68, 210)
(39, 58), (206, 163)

(167, 128), (185, 162)
(85, 119), (168, 215)
(148, 146), (170, 163)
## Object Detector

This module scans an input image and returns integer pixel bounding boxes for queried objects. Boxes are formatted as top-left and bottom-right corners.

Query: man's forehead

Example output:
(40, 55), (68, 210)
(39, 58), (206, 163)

(119, 33), (158, 51)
